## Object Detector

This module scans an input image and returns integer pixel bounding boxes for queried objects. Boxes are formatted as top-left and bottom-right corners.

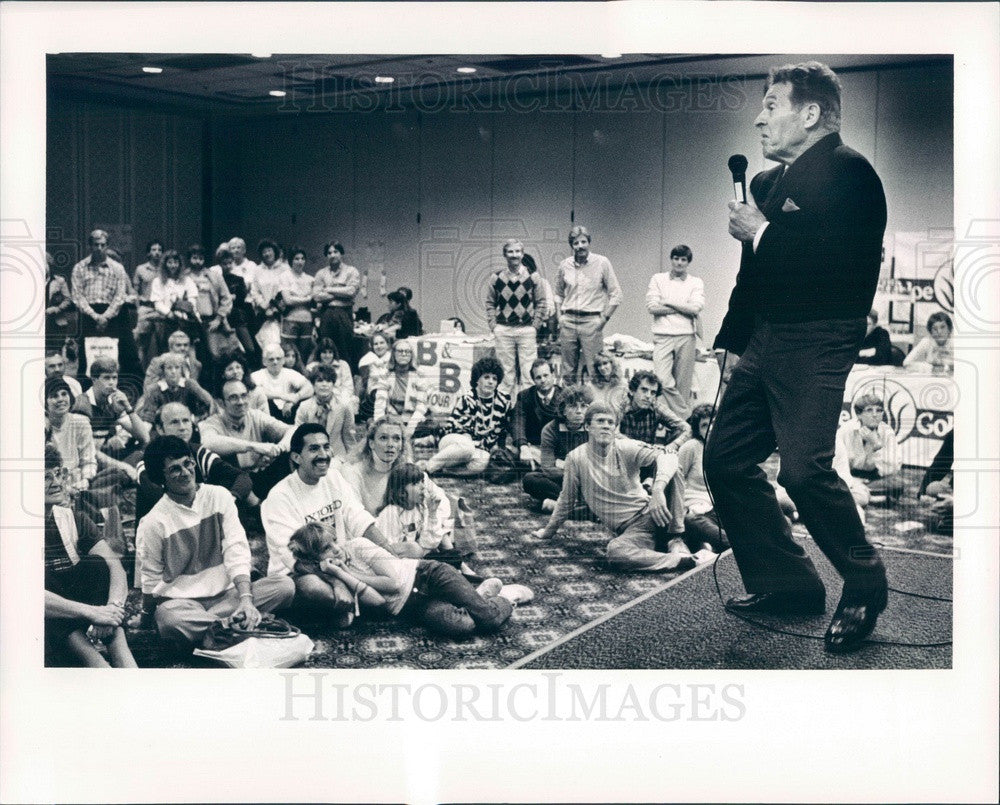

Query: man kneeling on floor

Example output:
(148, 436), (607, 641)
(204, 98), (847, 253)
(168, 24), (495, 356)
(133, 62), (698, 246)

(135, 436), (295, 649)
(532, 402), (699, 572)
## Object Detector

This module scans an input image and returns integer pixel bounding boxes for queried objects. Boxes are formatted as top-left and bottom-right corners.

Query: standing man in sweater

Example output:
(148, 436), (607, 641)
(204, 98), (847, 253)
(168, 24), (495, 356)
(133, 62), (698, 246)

(554, 226), (623, 385)
(135, 436), (294, 648)
(486, 239), (546, 395)
(704, 61), (889, 654)
(646, 244), (706, 418)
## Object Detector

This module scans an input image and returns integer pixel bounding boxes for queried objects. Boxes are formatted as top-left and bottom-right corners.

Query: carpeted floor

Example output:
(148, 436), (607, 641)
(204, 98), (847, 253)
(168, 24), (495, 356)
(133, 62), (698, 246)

(517, 537), (953, 670)
(115, 460), (953, 669)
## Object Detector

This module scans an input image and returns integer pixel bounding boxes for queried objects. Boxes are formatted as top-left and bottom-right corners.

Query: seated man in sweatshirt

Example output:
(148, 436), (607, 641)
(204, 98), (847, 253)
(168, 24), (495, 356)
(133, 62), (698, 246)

(509, 357), (564, 471)
(135, 436), (294, 649)
(261, 423), (400, 622)
(531, 402), (696, 572)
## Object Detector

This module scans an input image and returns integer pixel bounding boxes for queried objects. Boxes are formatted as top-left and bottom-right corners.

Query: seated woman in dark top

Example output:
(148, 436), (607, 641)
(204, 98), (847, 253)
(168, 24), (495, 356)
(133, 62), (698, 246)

(856, 308), (893, 366)
(43, 443), (136, 668)
(376, 287), (423, 339)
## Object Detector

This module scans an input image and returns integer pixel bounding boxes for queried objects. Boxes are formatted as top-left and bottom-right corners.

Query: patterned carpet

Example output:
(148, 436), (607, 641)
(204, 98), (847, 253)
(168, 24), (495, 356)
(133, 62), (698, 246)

(113, 460), (950, 669)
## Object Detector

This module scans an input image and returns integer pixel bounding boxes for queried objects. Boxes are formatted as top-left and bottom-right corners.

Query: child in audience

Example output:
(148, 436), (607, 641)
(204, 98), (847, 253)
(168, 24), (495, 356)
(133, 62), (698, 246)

(375, 462), (454, 559)
(295, 364), (354, 457)
(138, 352), (214, 422)
(677, 404), (730, 555)
(306, 338), (358, 415)
(288, 521), (531, 638)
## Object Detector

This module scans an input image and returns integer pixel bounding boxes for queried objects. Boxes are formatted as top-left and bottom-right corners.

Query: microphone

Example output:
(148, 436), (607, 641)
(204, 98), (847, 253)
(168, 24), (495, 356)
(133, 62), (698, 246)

(728, 154), (748, 203)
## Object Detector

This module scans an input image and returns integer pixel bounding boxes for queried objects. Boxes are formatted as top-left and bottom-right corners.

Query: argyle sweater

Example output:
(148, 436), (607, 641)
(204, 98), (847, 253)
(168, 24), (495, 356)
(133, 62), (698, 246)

(486, 269), (542, 328)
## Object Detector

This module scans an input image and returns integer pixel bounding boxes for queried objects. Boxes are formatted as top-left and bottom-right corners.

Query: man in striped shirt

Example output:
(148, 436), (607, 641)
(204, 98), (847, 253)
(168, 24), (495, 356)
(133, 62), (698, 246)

(135, 436), (294, 648)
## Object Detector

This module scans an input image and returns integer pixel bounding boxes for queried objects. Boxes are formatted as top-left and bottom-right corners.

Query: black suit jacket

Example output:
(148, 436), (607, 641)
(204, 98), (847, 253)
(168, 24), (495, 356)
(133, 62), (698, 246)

(714, 133), (887, 356)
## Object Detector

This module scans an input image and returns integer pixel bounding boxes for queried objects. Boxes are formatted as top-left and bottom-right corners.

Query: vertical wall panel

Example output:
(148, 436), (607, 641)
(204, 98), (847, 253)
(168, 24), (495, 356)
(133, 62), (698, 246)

(354, 111), (421, 320)
(574, 109), (665, 340)
(418, 110), (494, 330)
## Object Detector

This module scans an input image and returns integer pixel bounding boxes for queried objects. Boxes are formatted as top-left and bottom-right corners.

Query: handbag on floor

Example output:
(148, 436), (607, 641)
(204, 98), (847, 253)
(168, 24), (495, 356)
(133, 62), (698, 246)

(193, 615), (314, 668)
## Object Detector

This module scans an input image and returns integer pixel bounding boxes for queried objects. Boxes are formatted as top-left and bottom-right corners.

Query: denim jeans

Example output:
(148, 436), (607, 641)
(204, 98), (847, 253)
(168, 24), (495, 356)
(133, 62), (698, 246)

(401, 560), (513, 638)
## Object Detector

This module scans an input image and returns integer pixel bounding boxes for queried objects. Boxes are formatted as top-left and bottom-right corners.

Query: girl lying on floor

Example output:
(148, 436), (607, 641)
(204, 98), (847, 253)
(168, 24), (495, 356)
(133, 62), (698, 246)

(287, 521), (532, 639)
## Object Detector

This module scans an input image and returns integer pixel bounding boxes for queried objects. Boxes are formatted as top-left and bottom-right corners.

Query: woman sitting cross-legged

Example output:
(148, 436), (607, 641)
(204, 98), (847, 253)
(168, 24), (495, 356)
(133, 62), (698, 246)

(422, 356), (511, 477)
(287, 521), (531, 639)
(43, 443), (137, 668)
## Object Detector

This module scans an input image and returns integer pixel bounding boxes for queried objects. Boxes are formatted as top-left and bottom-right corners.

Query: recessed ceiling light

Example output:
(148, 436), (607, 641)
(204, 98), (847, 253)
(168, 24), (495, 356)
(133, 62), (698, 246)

(457, 67), (477, 74)
(269, 90), (286, 98)
(600, 53), (622, 59)
(374, 75), (395, 84)
(142, 66), (163, 74)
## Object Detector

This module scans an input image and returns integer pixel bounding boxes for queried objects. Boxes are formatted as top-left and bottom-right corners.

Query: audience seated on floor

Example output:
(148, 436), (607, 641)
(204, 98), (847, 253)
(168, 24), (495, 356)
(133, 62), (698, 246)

(135, 436), (295, 650)
(44, 443), (137, 668)
(305, 338), (358, 415)
(836, 393), (905, 503)
(260, 423), (399, 624)
(199, 378), (294, 499)
(252, 342), (314, 423)
(522, 384), (593, 513)
(288, 521), (530, 639)
(135, 402), (256, 522)
(423, 356), (511, 477)
(532, 402), (698, 572)
(584, 351), (628, 412)
(137, 352), (214, 423)
(143, 329), (202, 391)
(510, 357), (564, 472)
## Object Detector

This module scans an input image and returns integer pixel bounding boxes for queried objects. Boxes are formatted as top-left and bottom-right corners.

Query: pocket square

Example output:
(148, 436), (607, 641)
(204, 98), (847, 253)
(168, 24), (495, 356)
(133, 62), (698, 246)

(782, 198), (801, 212)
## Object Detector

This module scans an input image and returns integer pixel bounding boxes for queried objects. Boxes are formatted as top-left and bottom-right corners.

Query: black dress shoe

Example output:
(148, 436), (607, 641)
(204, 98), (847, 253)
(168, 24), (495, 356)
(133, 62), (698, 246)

(824, 590), (888, 654)
(725, 591), (826, 617)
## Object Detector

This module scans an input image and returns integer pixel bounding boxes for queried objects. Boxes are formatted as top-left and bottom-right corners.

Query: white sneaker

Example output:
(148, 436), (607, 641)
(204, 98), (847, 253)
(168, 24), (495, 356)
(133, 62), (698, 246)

(498, 584), (534, 606)
(691, 548), (717, 564)
(476, 578), (503, 598)
(541, 499), (556, 513)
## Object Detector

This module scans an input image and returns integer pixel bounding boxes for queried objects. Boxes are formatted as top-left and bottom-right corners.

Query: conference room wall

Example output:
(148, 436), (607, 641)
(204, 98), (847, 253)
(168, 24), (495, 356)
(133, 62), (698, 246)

(46, 97), (203, 272)
(216, 61), (952, 341)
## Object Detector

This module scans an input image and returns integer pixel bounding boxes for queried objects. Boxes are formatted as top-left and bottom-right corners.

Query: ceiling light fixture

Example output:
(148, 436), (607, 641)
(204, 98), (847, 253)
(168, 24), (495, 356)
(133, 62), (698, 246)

(457, 67), (477, 74)
(269, 90), (287, 98)
(141, 66), (163, 74)
(374, 75), (395, 84)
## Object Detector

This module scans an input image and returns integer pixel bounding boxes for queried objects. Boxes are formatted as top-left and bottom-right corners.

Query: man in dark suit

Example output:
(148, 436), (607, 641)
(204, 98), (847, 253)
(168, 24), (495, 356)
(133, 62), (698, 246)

(705, 61), (889, 654)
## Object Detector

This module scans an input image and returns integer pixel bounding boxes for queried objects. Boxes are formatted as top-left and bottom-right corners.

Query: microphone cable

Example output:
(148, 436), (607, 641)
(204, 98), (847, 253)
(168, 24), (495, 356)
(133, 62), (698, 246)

(700, 350), (952, 649)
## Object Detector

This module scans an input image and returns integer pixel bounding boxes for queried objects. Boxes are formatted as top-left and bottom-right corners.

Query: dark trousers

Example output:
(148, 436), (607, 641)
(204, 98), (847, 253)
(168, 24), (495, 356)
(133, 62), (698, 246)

(704, 318), (885, 603)
(683, 510), (730, 553)
(249, 457), (293, 501)
(523, 467), (564, 503)
(318, 306), (354, 363)
(78, 304), (142, 388)
(400, 560), (513, 638)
